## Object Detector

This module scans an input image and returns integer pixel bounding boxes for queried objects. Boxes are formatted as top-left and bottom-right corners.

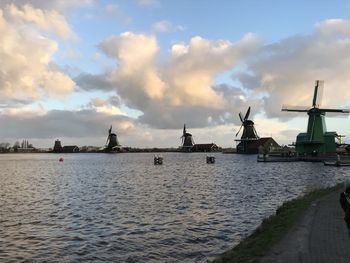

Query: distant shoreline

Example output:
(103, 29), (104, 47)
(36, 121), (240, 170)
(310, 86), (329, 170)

(0, 148), (235, 154)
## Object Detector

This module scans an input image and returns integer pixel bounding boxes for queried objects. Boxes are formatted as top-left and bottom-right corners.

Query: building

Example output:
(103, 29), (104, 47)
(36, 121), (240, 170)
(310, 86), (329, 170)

(191, 143), (220, 152)
(237, 137), (279, 154)
(62, 146), (80, 153)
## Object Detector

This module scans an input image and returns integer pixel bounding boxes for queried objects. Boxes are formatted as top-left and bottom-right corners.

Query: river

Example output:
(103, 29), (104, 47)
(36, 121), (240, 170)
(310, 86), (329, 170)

(0, 153), (347, 262)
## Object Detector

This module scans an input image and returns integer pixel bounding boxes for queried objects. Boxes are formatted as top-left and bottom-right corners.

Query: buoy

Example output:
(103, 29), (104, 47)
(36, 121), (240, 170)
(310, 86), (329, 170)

(206, 156), (215, 164)
(59, 157), (64, 162)
(154, 156), (163, 165)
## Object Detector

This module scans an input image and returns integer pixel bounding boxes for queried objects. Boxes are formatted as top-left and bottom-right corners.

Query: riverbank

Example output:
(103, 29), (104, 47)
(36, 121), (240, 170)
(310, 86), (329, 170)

(213, 183), (344, 263)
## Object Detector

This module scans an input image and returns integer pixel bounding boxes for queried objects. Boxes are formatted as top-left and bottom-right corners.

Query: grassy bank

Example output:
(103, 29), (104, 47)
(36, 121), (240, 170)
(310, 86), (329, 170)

(213, 183), (343, 263)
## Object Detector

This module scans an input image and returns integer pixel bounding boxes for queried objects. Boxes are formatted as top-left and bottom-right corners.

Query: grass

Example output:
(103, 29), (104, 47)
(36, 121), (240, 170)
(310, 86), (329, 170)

(213, 183), (343, 263)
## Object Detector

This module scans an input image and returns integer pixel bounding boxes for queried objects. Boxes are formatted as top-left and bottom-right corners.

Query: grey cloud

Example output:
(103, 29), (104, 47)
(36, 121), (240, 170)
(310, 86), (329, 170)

(0, 109), (134, 139)
(75, 73), (116, 92)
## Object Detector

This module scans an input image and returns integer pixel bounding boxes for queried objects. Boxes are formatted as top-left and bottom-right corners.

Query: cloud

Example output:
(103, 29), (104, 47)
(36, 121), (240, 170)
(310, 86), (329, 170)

(0, 4), (75, 107)
(0, 107), (134, 140)
(75, 73), (115, 92)
(5, 4), (74, 38)
(136, 0), (160, 8)
(86, 97), (127, 116)
(81, 32), (261, 128)
(151, 20), (187, 35)
(0, 0), (96, 13)
(102, 3), (132, 24)
(236, 19), (350, 119)
(152, 20), (172, 32)
(99, 32), (166, 104)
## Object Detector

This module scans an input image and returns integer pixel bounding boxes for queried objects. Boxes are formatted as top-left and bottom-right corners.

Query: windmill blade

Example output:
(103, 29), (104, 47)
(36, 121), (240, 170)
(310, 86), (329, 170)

(244, 106), (251, 120)
(238, 112), (244, 123)
(315, 80), (324, 107)
(180, 135), (184, 143)
(312, 80), (324, 107)
(322, 108), (350, 118)
(319, 108), (350, 113)
(281, 104), (309, 112)
(325, 111), (350, 118)
(235, 124), (243, 137)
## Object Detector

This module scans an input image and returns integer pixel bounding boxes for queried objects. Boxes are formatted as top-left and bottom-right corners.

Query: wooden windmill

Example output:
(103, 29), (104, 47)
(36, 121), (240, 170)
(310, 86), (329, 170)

(282, 80), (349, 156)
(181, 124), (194, 152)
(104, 125), (121, 152)
(235, 106), (260, 153)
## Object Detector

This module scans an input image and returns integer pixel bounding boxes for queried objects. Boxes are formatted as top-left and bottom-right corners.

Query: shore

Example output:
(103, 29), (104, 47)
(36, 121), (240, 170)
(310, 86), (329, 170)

(213, 183), (345, 263)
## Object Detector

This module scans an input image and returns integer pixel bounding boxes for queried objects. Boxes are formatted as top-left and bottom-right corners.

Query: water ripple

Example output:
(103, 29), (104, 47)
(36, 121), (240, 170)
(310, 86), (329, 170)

(0, 153), (348, 262)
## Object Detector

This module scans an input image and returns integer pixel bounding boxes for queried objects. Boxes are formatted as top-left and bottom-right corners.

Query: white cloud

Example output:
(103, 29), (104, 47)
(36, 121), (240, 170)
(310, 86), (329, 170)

(5, 4), (75, 39)
(88, 32), (262, 128)
(99, 32), (166, 101)
(152, 20), (172, 32)
(0, 4), (75, 106)
(88, 97), (128, 116)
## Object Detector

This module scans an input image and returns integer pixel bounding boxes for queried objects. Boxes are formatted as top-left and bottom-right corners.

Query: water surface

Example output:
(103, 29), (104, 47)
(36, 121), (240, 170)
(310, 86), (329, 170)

(0, 153), (347, 262)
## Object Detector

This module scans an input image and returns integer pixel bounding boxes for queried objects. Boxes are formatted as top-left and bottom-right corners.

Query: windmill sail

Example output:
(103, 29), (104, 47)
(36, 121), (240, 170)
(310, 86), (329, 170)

(312, 80), (324, 108)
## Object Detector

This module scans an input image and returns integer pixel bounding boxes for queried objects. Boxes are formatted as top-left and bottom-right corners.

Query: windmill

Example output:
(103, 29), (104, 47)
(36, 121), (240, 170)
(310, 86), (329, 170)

(235, 106), (261, 154)
(105, 125), (121, 152)
(282, 80), (349, 156)
(236, 106), (259, 140)
(180, 124), (194, 152)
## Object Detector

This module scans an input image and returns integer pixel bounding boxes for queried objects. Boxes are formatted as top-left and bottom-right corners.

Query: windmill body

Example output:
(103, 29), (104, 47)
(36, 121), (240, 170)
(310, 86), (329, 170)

(105, 125), (122, 152)
(181, 124), (194, 152)
(282, 80), (349, 156)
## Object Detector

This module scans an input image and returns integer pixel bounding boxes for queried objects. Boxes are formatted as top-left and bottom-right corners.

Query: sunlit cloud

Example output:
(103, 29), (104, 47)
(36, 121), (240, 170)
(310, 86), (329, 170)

(79, 32), (261, 129)
(0, 4), (75, 106)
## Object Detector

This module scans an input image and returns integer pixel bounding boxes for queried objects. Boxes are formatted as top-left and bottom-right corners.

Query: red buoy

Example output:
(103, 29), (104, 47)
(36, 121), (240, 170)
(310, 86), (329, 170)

(59, 157), (64, 162)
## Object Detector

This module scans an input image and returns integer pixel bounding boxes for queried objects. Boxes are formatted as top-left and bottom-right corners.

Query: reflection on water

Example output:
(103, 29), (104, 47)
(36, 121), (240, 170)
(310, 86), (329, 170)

(0, 153), (348, 262)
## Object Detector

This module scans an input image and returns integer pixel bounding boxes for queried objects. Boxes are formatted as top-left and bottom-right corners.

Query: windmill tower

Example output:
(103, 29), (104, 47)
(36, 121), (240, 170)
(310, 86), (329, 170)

(105, 125), (121, 152)
(235, 106), (260, 153)
(181, 124), (194, 152)
(282, 80), (349, 157)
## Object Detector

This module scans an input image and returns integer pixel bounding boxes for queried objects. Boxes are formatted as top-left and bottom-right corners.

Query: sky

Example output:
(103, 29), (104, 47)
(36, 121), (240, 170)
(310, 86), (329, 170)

(1, 0), (350, 148)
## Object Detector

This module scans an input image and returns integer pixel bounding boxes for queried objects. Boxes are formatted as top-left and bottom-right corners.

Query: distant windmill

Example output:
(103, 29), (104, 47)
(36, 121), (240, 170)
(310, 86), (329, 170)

(105, 125), (121, 152)
(282, 80), (349, 156)
(181, 124), (194, 152)
(234, 106), (263, 154)
(236, 106), (259, 140)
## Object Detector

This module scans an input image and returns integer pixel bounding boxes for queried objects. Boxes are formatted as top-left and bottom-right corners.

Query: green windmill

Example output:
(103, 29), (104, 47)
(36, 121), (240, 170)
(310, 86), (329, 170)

(282, 80), (349, 157)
